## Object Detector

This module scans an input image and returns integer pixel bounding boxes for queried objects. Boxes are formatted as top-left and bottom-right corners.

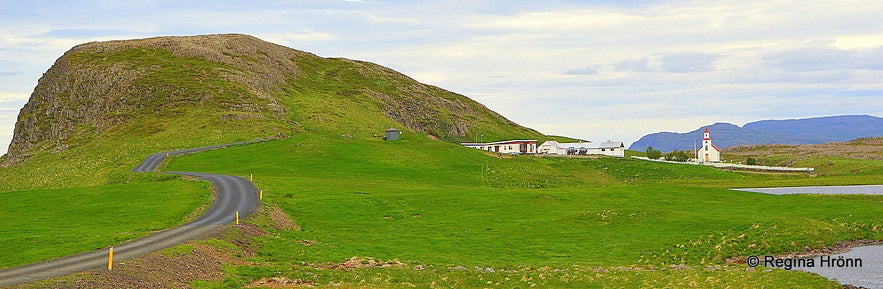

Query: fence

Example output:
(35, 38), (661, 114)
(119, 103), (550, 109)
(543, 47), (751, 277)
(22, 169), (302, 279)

(630, 156), (814, 173)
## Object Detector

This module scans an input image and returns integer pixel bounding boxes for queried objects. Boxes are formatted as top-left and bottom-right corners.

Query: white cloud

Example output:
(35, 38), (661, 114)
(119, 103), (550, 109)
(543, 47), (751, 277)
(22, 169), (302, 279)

(832, 34), (883, 49)
(763, 45), (883, 71)
(0, 93), (29, 102)
(563, 66), (601, 75)
(0, 112), (16, 155)
(260, 31), (338, 44)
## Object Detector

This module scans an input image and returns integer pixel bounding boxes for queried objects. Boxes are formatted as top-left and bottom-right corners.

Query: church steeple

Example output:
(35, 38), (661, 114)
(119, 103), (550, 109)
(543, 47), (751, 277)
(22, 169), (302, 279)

(697, 127), (720, 163)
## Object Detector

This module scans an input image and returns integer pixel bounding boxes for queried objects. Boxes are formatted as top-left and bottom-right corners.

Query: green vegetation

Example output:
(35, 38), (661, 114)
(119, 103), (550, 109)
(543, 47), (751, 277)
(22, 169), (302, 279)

(198, 262), (839, 288)
(0, 179), (211, 268)
(746, 157), (757, 165)
(165, 133), (882, 288)
(646, 146), (661, 160)
(274, 55), (544, 143)
(1, 47), (292, 191)
(663, 150), (690, 162)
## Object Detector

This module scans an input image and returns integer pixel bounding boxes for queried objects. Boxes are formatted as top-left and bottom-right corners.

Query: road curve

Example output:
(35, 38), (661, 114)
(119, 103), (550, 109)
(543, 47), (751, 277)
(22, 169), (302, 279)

(0, 143), (258, 287)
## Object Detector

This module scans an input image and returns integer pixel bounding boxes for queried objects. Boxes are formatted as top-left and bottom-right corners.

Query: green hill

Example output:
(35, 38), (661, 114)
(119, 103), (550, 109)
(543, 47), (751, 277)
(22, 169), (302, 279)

(1, 34), (542, 191)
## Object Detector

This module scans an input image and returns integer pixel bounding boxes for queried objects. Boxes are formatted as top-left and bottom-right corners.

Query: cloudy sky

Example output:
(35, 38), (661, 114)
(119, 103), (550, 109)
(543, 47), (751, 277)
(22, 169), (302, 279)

(2, 0), (883, 154)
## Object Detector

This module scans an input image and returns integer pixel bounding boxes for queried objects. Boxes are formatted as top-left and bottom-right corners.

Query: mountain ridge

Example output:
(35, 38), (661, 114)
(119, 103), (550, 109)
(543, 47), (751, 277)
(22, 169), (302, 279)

(629, 115), (883, 152)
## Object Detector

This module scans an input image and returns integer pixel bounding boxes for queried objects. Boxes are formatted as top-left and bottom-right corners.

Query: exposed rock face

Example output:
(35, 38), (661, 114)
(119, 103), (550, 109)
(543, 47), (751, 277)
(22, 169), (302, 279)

(5, 34), (306, 164)
(345, 59), (528, 140)
(3, 34), (540, 165)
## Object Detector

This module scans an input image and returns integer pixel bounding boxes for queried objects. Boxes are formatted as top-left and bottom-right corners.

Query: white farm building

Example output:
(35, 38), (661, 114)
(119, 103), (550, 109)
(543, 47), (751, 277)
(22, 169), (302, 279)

(538, 140), (625, 157)
(461, 140), (537, 154)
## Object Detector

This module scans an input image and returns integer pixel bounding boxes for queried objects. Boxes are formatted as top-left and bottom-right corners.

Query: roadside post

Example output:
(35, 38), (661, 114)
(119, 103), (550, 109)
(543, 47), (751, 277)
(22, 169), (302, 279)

(108, 247), (114, 270)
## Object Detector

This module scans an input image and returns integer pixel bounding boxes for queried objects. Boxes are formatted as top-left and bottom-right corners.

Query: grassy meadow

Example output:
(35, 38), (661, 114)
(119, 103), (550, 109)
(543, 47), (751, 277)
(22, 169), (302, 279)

(163, 132), (883, 288)
(0, 179), (211, 268)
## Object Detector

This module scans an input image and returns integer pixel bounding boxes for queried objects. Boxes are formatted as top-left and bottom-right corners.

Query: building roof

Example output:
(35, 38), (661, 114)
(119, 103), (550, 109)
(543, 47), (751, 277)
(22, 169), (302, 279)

(461, 140), (537, 147)
(385, 128), (400, 132)
(551, 141), (623, 149)
(697, 143), (721, 152)
(600, 141), (625, 148)
(486, 139), (537, 145)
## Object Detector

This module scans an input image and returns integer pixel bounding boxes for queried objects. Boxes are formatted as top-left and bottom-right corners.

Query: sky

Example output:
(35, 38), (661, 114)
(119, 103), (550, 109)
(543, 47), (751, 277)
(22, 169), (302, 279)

(2, 0), (883, 155)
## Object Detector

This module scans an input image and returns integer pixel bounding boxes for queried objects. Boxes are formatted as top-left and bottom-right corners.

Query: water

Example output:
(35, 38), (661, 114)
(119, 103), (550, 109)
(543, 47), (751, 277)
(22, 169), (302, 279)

(733, 185), (883, 195)
(734, 185), (883, 288)
(790, 245), (883, 289)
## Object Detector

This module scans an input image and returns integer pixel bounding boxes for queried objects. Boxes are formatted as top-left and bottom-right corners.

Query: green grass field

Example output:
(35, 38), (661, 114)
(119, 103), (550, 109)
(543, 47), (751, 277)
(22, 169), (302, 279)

(0, 178), (211, 268)
(163, 132), (883, 288)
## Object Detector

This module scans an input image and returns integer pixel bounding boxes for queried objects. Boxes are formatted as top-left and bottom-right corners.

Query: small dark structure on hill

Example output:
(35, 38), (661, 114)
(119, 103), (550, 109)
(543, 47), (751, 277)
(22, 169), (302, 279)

(384, 128), (401, 141)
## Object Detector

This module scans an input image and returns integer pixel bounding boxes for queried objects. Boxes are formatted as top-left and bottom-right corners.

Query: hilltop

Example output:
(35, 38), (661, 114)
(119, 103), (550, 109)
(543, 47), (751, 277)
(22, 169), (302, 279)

(0, 34), (542, 190)
(629, 115), (883, 152)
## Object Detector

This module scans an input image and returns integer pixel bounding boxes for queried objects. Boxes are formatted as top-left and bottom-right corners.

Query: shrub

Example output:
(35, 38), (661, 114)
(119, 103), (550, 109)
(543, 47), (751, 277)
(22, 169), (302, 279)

(664, 150), (690, 162)
(746, 157), (757, 165)
(646, 146), (662, 160)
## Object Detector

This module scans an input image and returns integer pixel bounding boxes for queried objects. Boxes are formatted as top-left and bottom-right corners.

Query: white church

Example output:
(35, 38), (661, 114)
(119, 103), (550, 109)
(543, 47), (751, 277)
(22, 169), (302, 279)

(696, 128), (721, 163)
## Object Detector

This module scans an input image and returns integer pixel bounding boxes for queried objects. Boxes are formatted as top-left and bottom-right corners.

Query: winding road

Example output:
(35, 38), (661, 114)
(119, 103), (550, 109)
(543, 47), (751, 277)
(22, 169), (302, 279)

(0, 143), (258, 287)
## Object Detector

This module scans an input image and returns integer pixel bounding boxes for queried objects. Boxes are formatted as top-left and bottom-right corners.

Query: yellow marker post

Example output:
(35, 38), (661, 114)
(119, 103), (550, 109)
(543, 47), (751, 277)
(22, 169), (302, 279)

(259, 190), (263, 200)
(249, 174), (253, 182)
(235, 211), (240, 225)
(108, 247), (114, 270)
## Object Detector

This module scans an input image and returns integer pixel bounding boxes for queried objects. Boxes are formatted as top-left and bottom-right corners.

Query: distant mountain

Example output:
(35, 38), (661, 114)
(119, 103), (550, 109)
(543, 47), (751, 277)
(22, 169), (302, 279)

(629, 115), (883, 152)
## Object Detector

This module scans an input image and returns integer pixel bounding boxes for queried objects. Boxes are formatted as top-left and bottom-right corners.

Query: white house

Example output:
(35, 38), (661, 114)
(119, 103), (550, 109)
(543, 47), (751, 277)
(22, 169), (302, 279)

(696, 128), (721, 163)
(461, 140), (537, 154)
(538, 140), (625, 157)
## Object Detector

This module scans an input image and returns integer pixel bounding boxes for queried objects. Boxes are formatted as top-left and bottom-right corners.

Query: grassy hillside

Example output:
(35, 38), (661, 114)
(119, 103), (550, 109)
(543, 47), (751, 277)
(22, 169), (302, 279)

(723, 137), (883, 175)
(164, 132), (882, 288)
(276, 55), (544, 142)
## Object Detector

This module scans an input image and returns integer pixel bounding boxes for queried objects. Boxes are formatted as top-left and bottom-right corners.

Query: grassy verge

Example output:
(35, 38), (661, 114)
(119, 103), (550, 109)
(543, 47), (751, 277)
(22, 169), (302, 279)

(0, 179), (211, 268)
(197, 263), (840, 289)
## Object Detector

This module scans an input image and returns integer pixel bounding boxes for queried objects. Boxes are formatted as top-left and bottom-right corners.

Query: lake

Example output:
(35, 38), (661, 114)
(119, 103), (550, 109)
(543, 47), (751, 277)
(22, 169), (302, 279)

(733, 184), (883, 195)
(786, 245), (883, 289)
(734, 185), (883, 288)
